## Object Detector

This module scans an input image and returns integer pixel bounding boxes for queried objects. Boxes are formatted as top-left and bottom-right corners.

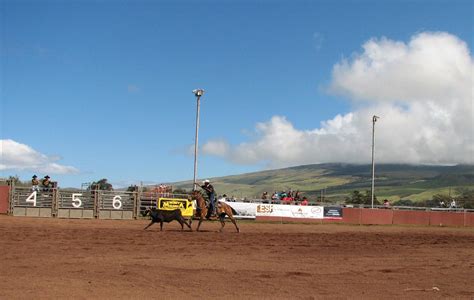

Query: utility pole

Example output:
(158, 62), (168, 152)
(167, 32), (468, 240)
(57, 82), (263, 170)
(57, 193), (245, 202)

(371, 115), (380, 208)
(192, 89), (204, 191)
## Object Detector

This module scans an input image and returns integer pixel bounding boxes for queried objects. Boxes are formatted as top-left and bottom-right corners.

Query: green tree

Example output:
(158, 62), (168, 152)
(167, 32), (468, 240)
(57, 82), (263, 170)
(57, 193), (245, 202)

(7, 175), (29, 187)
(346, 190), (364, 204)
(172, 188), (188, 195)
(432, 194), (451, 207)
(345, 190), (379, 205)
(127, 185), (138, 192)
(455, 188), (474, 209)
(422, 199), (440, 208)
(90, 179), (113, 191)
(393, 199), (415, 206)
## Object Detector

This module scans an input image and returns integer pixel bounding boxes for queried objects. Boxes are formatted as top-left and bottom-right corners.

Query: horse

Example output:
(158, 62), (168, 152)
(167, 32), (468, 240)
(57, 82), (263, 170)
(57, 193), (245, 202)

(191, 190), (240, 233)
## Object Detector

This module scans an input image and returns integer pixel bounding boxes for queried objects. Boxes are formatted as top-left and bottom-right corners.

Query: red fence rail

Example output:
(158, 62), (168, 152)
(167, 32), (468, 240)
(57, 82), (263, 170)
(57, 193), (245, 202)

(0, 186), (10, 214)
(341, 208), (474, 227)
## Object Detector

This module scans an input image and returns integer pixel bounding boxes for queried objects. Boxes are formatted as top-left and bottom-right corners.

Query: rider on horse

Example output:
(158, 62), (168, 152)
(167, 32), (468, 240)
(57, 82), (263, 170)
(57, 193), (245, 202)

(196, 179), (216, 219)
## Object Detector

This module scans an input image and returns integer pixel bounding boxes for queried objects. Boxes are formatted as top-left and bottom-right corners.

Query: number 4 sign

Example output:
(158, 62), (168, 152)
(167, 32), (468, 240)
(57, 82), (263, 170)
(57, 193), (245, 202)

(26, 191), (37, 206)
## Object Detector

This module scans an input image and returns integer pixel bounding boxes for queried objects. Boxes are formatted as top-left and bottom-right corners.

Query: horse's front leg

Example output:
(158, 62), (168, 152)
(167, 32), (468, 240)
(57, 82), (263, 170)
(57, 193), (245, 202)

(196, 208), (207, 231)
(226, 206), (240, 233)
(196, 216), (204, 231)
(219, 214), (226, 232)
(229, 215), (240, 233)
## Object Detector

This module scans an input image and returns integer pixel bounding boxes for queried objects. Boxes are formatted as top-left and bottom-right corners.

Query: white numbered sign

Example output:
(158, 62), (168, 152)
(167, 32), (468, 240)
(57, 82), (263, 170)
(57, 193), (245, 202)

(112, 195), (122, 209)
(72, 193), (83, 208)
(26, 191), (37, 206)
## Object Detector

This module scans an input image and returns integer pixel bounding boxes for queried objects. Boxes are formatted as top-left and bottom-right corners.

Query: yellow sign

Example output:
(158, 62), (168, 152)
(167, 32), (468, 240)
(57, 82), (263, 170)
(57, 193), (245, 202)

(158, 198), (194, 217)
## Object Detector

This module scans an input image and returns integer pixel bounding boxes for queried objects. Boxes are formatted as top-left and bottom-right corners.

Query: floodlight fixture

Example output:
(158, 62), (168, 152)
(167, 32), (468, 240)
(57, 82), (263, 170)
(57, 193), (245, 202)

(193, 89), (205, 97)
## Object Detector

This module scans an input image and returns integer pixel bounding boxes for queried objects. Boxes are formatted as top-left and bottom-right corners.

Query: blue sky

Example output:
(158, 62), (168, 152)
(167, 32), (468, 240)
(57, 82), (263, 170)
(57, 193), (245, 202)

(1, 0), (473, 188)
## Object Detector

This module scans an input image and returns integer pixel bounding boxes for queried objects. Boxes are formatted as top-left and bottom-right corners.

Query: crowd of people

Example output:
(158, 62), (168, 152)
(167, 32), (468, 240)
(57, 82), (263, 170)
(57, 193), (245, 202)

(439, 199), (457, 209)
(261, 189), (310, 205)
(31, 175), (54, 192)
(150, 184), (172, 194)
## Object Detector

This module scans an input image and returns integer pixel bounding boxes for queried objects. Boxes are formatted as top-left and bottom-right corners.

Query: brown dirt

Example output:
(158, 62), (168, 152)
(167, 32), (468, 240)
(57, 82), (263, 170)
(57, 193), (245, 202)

(0, 215), (473, 299)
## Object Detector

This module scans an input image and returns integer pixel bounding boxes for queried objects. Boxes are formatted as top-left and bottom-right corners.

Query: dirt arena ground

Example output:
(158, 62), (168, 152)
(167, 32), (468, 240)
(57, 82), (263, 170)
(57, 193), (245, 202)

(0, 215), (473, 299)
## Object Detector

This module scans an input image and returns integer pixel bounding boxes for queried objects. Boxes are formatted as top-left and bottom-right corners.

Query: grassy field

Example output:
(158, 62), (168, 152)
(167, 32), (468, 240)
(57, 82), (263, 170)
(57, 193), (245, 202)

(172, 163), (474, 203)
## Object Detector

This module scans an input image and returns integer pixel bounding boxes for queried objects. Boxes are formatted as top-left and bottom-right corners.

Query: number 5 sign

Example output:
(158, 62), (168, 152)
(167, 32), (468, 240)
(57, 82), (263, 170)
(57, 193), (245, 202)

(72, 193), (82, 208)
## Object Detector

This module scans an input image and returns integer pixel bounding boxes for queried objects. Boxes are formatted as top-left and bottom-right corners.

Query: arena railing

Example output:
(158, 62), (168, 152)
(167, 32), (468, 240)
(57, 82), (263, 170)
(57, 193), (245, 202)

(346, 204), (474, 212)
(224, 198), (474, 212)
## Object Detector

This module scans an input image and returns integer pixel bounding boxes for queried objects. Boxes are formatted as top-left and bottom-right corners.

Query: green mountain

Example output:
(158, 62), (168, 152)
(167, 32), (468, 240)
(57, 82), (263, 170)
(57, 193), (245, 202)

(173, 164), (474, 203)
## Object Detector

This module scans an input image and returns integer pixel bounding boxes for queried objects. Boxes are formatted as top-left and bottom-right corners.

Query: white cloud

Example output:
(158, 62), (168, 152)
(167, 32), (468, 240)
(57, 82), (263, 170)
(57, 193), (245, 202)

(127, 84), (140, 93)
(201, 139), (230, 157)
(313, 32), (324, 50)
(201, 32), (474, 167)
(0, 139), (79, 174)
(329, 32), (472, 103)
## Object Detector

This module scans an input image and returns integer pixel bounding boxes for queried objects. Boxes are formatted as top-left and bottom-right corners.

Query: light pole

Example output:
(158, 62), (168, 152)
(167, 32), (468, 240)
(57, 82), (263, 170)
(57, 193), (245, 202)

(371, 115), (380, 208)
(192, 89), (205, 191)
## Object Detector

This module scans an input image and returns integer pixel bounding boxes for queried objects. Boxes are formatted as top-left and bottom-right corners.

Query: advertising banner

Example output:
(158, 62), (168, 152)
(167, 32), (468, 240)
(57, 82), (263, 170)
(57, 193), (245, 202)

(256, 204), (324, 219)
(220, 200), (256, 219)
(323, 207), (343, 219)
(158, 198), (194, 217)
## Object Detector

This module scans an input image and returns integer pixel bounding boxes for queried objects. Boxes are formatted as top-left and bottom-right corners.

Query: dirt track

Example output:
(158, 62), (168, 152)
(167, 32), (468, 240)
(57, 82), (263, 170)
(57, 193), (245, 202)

(0, 215), (473, 299)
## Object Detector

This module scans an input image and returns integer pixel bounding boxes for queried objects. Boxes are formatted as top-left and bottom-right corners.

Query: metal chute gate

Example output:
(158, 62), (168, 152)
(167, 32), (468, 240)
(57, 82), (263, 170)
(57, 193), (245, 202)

(8, 185), (192, 220)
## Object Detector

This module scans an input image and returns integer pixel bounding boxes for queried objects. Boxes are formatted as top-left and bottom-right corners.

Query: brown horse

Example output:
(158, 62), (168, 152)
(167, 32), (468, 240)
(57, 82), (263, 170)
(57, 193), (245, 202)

(191, 190), (240, 233)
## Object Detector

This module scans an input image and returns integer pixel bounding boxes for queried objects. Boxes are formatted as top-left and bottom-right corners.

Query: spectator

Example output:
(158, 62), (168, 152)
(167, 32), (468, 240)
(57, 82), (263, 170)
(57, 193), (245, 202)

(300, 197), (309, 206)
(439, 200), (446, 208)
(41, 175), (52, 191)
(261, 192), (268, 200)
(294, 190), (301, 201)
(31, 175), (39, 192)
(383, 199), (390, 208)
(271, 192), (279, 201)
(450, 199), (457, 208)
(282, 196), (293, 205)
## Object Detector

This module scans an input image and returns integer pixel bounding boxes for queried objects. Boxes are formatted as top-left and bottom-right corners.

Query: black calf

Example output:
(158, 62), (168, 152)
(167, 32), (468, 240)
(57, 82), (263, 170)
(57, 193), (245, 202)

(143, 208), (192, 231)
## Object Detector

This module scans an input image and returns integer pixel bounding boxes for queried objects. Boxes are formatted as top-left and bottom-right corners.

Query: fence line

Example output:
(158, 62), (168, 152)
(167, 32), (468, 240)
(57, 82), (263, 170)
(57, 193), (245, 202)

(4, 184), (474, 224)
(6, 185), (192, 219)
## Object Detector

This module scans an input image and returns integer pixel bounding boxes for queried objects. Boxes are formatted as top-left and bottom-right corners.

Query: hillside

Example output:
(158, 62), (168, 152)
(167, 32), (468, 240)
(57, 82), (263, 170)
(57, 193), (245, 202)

(172, 164), (474, 203)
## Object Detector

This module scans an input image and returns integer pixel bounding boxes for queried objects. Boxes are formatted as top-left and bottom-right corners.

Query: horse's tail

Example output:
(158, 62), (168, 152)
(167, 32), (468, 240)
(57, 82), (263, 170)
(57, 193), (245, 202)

(228, 204), (238, 216)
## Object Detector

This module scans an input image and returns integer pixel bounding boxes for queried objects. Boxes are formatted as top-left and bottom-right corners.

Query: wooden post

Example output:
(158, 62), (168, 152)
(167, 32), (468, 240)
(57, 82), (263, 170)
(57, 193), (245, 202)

(93, 190), (99, 219)
(8, 180), (15, 215)
(52, 188), (58, 217)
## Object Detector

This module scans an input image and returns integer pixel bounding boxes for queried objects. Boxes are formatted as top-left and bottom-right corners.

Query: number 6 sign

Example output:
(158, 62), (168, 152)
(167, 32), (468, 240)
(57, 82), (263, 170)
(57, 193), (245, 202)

(112, 195), (122, 209)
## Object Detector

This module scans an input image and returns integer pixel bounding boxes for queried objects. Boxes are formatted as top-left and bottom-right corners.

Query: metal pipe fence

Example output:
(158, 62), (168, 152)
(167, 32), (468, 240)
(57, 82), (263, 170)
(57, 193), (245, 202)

(58, 190), (95, 209)
(8, 186), (473, 218)
(12, 187), (55, 208)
